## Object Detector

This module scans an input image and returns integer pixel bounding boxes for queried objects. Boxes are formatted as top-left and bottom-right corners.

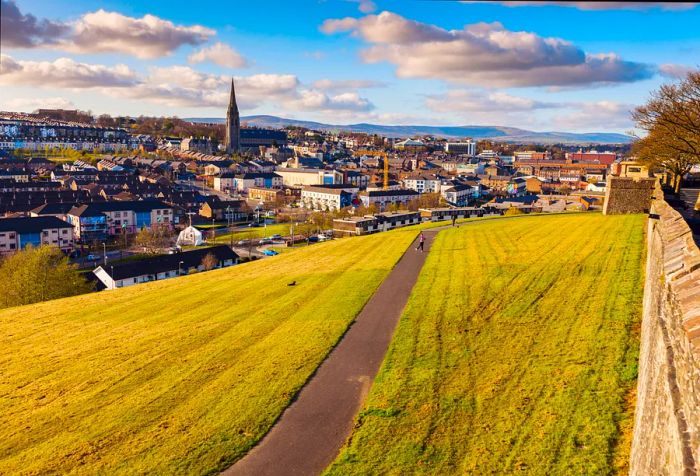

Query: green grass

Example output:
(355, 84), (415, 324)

(0, 228), (419, 475)
(326, 213), (645, 475)
(210, 223), (293, 243)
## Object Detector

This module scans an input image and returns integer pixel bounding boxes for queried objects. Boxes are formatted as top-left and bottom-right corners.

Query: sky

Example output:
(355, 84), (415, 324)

(1, 0), (698, 133)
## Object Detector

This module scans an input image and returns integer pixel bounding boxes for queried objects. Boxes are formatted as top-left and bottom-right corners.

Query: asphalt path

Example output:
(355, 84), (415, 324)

(224, 230), (439, 476)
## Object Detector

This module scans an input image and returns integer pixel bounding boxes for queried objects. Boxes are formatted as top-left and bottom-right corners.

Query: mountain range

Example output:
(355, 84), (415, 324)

(185, 115), (634, 145)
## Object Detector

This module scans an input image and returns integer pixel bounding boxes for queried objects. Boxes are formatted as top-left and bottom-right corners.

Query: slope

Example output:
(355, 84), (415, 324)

(0, 228), (418, 475)
(326, 213), (645, 475)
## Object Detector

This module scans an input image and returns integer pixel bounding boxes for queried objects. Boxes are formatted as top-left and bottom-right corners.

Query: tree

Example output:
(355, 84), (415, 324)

(632, 70), (700, 193)
(309, 211), (332, 233)
(0, 246), (91, 309)
(504, 207), (524, 216)
(633, 127), (697, 193)
(135, 226), (174, 254)
(201, 253), (218, 271)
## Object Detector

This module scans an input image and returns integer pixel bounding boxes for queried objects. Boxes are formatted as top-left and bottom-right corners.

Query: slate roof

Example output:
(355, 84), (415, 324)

(96, 245), (238, 280)
(68, 200), (171, 217)
(0, 216), (72, 233)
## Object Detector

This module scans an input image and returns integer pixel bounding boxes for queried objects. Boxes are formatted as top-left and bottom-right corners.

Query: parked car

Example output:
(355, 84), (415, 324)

(86, 254), (99, 261)
(307, 236), (319, 243)
(270, 234), (283, 240)
(262, 249), (279, 256)
(317, 234), (329, 242)
(237, 240), (248, 246)
(259, 238), (273, 245)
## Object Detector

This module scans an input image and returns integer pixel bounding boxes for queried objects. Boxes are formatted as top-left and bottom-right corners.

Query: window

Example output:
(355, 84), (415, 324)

(9, 243), (15, 249)
(62, 229), (67, 234)
(43, 231), (49, 236)
(115, 211), (121, 217)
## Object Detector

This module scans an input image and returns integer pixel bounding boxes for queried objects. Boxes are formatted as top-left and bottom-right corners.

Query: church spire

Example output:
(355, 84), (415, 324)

(229, 78), (237, 110)
(225, 78), (240, 154)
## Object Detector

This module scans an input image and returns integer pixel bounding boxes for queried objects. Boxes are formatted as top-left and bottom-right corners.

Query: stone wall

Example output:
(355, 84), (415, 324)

(603, 176), (656, 214)
(631, 186), (700, 476)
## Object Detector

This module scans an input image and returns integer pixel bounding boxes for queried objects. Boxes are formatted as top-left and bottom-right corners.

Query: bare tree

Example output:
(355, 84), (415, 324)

(135, 226), (174, 254)
(632, 71), (700, 193)
(200, 252), (218, 271)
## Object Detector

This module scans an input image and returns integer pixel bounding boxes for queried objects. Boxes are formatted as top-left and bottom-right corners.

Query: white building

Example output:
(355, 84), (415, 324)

(300, 185), (358, 211)
(402, 175), (442, 194)
(93, 245), (238, 290)
(276, 168), (343, 187)
(445, 141), (476, 155)
(586, 182), (607, 192)
(358, 189), (420, 210)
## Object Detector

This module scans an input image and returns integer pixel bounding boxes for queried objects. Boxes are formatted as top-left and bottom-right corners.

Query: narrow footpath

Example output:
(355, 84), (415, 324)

(224, 230), (440, 476)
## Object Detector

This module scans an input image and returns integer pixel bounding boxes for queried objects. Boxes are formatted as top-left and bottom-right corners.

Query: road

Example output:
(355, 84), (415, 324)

(224, 230), (440, 476)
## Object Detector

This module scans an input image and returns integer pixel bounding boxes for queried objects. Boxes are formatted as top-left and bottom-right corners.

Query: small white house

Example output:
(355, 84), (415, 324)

(93, 245), (238, 290)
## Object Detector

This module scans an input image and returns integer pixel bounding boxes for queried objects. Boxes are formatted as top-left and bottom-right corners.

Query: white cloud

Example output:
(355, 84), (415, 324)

(312, 78), (387, 91)
(321, 11), (654, 88)
(188, 42), (248, 68)
(0, 54), (137, 88)
(64, 10), (214, 58)
(659, 63), (698, 79)
(552, 101), (634, 130)
(357, 0), (377, 13)
(1, 1), (214, 58)
(1, 0), (69, 47)
(5, 96), (76, 111)
(425, 89), (560, 113)
(287, 90), (374, 112)
(467, 2), (697, 11)
(107, 67), (298, 109)
(92, 65), (375, 113)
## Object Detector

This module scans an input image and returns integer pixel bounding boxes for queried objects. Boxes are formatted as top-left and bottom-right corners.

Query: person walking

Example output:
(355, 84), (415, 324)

(416, 232), (425, 252)
(452, 215), (457, 227)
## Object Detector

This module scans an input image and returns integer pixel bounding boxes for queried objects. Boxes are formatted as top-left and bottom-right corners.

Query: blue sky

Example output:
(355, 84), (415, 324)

(1, 0), (698, 133)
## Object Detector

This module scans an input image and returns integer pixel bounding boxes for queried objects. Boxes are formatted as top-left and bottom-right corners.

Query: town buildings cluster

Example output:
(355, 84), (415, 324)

(0, 79), (624, 289)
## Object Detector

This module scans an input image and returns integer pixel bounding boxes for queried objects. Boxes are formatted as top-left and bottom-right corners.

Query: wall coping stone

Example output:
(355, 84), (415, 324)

(652, 182), (700, 361)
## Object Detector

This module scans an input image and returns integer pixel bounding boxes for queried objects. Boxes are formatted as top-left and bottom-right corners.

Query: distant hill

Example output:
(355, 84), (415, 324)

(185, 115), (634, 145)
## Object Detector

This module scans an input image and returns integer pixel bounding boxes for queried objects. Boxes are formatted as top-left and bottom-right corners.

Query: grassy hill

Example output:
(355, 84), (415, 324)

(0, 213), (646, 475)
(0, 229), (419, 475)
(326, 213), (645, 475)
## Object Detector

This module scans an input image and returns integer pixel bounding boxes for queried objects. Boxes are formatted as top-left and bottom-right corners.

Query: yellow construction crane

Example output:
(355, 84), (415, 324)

(354, 149), (390, 190)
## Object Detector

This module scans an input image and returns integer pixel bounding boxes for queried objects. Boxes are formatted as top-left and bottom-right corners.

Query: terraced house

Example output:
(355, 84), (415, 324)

(358, 189), (420, 210)
(0, 216), (74, 255)
(66, 201), (173, 242)
(301, 184), (358, 211)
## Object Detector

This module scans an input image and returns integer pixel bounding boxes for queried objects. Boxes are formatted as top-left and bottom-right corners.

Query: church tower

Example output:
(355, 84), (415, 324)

(225, 78), (240, 154)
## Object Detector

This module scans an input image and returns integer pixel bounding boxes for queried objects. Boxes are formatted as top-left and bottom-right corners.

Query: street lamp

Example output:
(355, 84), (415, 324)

(110, 265), (114, 290)
(102, 242), (107, 267)
(226, 206), (233, 247)
(178, 260), (184, 276)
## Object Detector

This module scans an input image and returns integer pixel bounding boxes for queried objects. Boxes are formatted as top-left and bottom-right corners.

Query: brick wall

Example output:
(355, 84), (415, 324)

(631, 185), (700, 475)
(603, 176), (656, 214)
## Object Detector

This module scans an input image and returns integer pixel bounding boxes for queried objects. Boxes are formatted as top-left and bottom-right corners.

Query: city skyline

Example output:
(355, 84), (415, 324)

(1, 0), (698, 133)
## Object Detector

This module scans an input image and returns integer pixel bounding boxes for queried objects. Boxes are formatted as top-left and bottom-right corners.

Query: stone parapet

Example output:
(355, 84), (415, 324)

(631, 183), (700, 475)
(603, 176), (656, 215)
